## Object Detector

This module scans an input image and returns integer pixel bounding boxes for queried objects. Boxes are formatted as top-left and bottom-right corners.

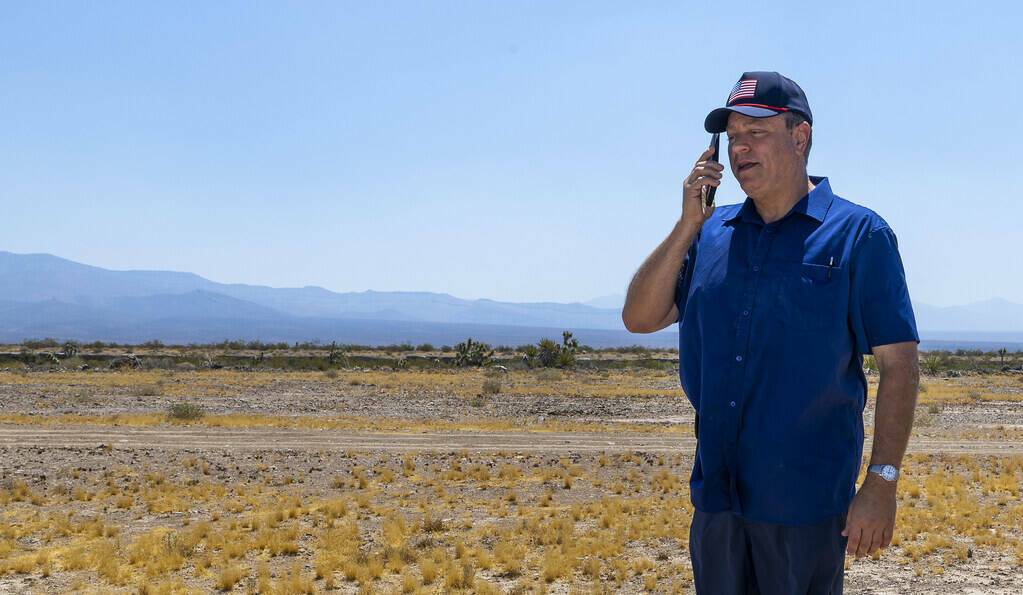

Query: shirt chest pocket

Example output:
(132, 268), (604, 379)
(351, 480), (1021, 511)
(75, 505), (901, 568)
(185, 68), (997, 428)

(773, 262), (844, 330)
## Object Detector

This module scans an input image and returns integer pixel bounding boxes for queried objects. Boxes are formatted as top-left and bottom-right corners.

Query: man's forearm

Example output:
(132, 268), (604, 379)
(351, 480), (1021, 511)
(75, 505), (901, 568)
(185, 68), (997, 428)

(622, 220), (699, 333)
(869, 363), (919, 468)
(845, 344), (918, 557)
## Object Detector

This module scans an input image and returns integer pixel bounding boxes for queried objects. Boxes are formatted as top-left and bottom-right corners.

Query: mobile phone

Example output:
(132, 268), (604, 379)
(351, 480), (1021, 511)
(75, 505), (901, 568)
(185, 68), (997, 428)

(702, 133), (720, 207)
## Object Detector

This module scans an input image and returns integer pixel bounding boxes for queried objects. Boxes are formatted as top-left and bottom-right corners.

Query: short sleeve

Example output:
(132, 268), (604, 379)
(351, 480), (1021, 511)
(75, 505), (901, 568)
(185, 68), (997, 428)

(674, 235), (699, 323)
(848, 225), (920, 355)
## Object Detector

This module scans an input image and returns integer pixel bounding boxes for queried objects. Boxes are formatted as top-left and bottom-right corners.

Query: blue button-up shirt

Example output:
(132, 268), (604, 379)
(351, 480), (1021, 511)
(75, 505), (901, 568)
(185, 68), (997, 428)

(674, 176), (919, 526)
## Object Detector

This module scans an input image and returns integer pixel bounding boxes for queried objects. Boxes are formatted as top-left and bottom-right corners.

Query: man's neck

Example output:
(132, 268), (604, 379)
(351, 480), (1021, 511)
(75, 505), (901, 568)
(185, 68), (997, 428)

(752, 174), (816, 224)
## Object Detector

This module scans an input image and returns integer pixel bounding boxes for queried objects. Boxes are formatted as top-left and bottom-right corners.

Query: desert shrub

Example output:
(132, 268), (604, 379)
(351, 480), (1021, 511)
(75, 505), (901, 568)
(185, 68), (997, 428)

(324, 369), (339, 379)
(921, 352), (954, 375)
(217, 565), (246, 590)
(61, 341), (79, 358)
(167, 402), (204, 421)
(525, 331), (579, 368)
(482, 379), (501, 394)
(440, 345), (452, 353)
(416, 343), (435, 352)
(614, 344), (650, 355)
(248, 351), (266, 367)
(421, 558), (437, 584)
(536, 339), (561, 368)
(445, 559), (475, 589)
(15, 347), (31, 365)
(327, 342), (350, 367)
(453, 338), (494, 367)
(216, 339), (248, 351)
(422, 513), (444, 533)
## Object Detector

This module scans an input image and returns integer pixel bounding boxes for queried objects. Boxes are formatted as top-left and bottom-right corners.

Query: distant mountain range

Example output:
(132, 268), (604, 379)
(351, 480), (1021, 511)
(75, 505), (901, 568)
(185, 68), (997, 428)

(0, 252), (673, 347)
(0, 251), (1020, 349)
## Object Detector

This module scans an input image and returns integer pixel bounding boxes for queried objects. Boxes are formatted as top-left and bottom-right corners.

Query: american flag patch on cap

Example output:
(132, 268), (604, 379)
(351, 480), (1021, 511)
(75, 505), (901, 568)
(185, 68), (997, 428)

(727, 79), (757, 104)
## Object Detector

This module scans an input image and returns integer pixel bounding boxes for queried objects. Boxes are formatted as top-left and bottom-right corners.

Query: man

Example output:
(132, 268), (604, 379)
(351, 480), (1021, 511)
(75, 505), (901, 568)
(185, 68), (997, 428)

(621, 71), (919, 594)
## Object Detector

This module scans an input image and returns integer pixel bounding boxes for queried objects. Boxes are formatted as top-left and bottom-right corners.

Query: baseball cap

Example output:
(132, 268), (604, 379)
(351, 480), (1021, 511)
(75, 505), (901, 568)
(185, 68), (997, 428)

(704, 71), (812, 133)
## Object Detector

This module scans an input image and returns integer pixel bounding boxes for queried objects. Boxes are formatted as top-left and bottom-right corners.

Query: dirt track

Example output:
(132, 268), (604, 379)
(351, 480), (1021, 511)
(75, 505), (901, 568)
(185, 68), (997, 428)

(2, 424), (1020, 455)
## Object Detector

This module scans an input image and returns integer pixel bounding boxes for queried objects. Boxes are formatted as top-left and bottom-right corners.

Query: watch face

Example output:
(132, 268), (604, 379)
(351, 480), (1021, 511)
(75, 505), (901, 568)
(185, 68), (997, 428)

(881, 465), (898, 481)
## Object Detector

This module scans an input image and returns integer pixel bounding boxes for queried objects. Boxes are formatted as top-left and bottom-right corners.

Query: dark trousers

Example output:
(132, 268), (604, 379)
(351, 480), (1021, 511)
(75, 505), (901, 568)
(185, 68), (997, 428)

(689, 509), (848, 595)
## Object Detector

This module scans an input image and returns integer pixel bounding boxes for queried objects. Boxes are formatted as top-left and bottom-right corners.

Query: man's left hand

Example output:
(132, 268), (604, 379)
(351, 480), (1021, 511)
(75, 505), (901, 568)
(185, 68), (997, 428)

(841, 475), (897, 558)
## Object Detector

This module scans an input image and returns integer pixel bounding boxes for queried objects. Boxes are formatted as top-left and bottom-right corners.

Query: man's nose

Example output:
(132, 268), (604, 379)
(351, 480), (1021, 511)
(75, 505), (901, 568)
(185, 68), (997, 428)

(729, 141), (749, 157)
(729, 137), (750, 151)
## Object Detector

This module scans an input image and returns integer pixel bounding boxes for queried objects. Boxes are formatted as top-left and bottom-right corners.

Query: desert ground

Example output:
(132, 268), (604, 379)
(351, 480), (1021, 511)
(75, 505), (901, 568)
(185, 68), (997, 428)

(0, 356), (1021, 593)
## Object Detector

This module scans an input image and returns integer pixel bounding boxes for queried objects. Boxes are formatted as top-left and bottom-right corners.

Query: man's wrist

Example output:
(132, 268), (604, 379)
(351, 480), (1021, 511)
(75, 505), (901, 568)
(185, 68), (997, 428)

(862, 474), (898, 496)
(676, 218), (701, 239)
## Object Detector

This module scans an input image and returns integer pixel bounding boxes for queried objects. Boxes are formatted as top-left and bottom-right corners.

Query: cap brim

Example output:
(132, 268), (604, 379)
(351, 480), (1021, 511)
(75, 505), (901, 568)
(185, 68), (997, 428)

(704, 106), (784, 133)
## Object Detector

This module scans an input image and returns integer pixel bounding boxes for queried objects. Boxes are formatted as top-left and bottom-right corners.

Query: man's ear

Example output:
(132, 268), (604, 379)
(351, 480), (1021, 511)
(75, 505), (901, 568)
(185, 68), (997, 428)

(794, 122), (810, 154)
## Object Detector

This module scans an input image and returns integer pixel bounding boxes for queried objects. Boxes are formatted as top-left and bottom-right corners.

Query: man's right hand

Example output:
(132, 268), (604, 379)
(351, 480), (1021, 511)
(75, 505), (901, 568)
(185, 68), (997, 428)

(681, 146), (723, 231)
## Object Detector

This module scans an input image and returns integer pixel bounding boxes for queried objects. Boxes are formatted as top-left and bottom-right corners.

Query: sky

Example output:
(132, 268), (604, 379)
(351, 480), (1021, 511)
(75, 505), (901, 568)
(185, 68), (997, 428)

(1, 1), (1020, 307)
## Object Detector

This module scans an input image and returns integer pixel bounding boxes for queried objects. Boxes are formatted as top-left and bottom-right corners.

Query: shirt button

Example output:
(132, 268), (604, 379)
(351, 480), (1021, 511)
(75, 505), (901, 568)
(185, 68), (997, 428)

(729, 401), (736, 407)
(742, 309), (750, 316)
(735, 355), (743, 362)
(752, 265), (760, 272)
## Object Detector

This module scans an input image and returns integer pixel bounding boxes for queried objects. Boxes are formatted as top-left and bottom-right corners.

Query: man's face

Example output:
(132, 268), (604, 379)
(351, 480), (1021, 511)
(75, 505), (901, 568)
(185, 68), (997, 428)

(725, 111), (806, 199)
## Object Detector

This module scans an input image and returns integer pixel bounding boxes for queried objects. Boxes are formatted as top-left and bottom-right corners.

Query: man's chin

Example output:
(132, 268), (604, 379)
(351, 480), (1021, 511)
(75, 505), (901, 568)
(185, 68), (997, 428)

(736, 179), (758, 198)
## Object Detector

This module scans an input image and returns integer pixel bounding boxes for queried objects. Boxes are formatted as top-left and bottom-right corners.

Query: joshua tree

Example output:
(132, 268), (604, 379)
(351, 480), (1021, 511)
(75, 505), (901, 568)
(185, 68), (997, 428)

(453, 338), (494, 367)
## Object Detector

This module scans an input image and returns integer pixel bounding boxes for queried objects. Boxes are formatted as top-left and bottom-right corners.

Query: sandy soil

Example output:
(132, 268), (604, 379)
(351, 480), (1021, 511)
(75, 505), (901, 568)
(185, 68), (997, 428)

(0, 368), (1021, 593)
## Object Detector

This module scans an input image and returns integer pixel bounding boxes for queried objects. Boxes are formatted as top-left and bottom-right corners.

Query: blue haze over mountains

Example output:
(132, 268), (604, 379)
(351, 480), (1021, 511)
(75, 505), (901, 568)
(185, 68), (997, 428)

(0, 252), (1020, 351)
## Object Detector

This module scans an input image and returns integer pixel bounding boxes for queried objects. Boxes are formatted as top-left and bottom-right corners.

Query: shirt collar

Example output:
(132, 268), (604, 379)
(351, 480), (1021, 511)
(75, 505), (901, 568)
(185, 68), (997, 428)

(726, 176), (834, 225)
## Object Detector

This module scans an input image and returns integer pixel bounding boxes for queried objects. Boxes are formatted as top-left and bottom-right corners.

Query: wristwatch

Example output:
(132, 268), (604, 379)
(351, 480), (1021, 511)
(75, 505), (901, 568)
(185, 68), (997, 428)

(867, 464), (899, 482)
